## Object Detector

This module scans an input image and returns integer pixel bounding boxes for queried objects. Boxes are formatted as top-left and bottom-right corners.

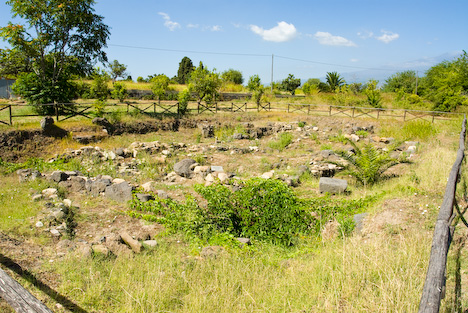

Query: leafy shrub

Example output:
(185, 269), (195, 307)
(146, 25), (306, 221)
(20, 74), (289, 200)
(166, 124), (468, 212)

(177, 89), (191, 115)
(111, 82), (128, 102)
(268, 132), (293, 151)
(130, 179), (314, 246)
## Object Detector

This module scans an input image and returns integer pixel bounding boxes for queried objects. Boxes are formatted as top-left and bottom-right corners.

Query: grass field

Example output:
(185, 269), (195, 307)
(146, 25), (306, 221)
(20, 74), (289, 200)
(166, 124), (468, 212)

(0, 110), (467, 312)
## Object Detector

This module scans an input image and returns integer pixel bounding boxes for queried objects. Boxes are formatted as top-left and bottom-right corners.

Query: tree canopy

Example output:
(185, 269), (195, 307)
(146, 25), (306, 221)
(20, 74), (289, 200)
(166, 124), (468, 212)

(325, 72), (345, 92)
(420, 51), (468, 111)
(221, 69), (244, 85)
(281, 74), (301, 95)
(0, 0), (110, 107)
(382, 70), (417, 94)
(176, 56), (194, 84)
(109, 60), (128, 82)
(188, 62), (221, 105)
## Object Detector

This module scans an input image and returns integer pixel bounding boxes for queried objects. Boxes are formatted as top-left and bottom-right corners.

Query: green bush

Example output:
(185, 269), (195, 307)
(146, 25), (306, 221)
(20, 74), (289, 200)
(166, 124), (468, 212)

(268, 132), (293, 151)
(177, 89), (191, 115)
(130, 179), (314, 246)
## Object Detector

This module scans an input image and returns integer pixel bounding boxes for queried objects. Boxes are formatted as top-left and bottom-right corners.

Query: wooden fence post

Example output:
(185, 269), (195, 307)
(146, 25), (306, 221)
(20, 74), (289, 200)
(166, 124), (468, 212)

(0, 268), (53, 313)
(55, 103), (59, 122)
(9, 105), (12, 125)
(418, 116), (467, 313)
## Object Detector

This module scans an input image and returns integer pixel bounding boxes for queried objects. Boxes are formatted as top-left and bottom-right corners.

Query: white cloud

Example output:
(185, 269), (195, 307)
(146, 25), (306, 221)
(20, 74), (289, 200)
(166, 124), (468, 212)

(357, 30), (374, 39)
(376, 30), (399, 43)
(350, 58), (359, 63)
(209, 25), (222, 32)
(313, 31), (356, 47)
(187, 23), (199, 29)
(158, 12), (181, 31)
(250, 21), (297, 42)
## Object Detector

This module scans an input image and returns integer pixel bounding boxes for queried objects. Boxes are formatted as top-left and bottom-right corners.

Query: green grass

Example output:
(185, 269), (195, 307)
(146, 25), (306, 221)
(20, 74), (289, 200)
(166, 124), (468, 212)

(268, 132), (293, 151)
(50, 230), (432, 312)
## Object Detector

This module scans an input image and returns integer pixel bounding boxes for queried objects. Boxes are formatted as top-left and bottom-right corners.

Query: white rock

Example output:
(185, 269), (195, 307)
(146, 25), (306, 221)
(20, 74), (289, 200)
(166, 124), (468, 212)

(35, 221), (44, 228)
(350, 134), (360, 142)
(42, 188), (58, 197)
(261, 170), (275, 179)
(113, 178), (126, 184)
(63, 199), (72, 207)
(32, 194), (43, 201)
(50, 229), (61, 237)
(218, 172), (229, 182)
(141, 181), (155, 192)
(312, 127), (319, 131)
(205, 173), (215, 182)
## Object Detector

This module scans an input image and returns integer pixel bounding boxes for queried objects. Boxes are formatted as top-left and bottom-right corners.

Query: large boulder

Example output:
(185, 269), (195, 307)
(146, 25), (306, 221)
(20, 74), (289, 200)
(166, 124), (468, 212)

(105, 181), (133, 202)
(319, 177), (348, 194)
(173, 158), (197, 178)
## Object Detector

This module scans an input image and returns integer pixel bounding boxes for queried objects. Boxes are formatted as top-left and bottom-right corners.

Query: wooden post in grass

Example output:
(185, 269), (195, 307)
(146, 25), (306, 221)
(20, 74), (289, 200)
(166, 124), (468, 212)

(0, 268), (53, 313)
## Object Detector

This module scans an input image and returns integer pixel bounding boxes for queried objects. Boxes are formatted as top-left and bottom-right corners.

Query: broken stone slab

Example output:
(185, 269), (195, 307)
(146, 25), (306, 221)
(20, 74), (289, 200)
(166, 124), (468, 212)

(210, 165), (224, 172)
(319, 177), (348, 194)
(120, 232), (142, 253)
(142, 240), (158, 248)
(105, 181), (133, 203)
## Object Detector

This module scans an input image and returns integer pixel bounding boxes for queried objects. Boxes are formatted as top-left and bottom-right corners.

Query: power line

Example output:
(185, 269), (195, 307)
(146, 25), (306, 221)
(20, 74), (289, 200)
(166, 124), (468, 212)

(275, 55), (393, 71)
(108, 43), (270, 57)
(109, 43), (399, 72)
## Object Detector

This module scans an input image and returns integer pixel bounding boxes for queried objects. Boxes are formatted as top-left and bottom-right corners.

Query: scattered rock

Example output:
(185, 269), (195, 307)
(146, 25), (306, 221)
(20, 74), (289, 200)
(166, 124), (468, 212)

(35, 221), (44, 228)
(174, 158), (197, 178)
(319, 177), (348, 194)
(92, 244), (110, 256)
(142, 240), (158, 248)
(235, 238), (251, 246)
(200, 246), (225, 258)
(105, 181), (133, 202)
(120, 232), (142, 253)
(135, 193), (154, 202)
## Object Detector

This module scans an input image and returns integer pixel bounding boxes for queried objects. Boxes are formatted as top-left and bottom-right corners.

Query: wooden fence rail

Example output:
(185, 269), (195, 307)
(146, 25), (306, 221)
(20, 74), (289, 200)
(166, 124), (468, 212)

(0, 102), (464, 126)
(418, 116), (467, 313)
(0, 268), (53, 312)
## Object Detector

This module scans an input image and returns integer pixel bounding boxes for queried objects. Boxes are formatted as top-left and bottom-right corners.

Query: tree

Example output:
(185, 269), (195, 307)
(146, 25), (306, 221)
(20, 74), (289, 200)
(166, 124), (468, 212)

(111, 81), (128, 103)
(281, 74), (301, 95)
(247, 75), (264, 105)
(108, 60), (128, 82)
(420, 51), (468, 112)
(150, 74), (170, 104)
(176, 56), (194, 84)
(221, 69), (244, 85)
(365, 80), (382, 108)
(0, 0), (110, 111)
(382, 70), (417, 93)
(302, 78), (321, 95)
(188, 62), (221, 105)
(325, 72), (345, 92)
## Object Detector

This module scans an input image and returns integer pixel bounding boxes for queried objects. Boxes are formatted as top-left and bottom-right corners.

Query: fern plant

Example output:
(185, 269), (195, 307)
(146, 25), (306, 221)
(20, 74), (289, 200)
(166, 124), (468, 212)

(332, 139), (410, 186)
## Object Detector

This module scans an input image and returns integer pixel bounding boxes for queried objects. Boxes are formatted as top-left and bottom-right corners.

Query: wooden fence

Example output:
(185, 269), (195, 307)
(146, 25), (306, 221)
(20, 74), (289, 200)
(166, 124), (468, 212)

(0, 102), (464, 126)
(418, 116), (467, 312)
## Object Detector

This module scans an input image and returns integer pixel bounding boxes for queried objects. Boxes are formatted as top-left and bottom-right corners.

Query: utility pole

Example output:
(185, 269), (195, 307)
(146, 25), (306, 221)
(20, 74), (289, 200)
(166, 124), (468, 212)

(271, 54), (274, 93)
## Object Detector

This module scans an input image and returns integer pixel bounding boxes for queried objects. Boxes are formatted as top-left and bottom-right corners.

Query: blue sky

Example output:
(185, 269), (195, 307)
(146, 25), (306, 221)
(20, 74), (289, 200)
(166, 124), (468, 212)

(1, 0), (467, 84)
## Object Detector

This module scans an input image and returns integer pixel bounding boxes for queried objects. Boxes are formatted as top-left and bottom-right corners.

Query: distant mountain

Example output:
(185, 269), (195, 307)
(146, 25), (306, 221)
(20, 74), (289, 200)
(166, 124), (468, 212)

(323, 51), (462, 84)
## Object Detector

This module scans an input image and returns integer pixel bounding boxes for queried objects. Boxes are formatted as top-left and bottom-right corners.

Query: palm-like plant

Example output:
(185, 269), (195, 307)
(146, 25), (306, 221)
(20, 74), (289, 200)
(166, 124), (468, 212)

(332, 139), (410, 186)
(326, 72), (345, 92)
